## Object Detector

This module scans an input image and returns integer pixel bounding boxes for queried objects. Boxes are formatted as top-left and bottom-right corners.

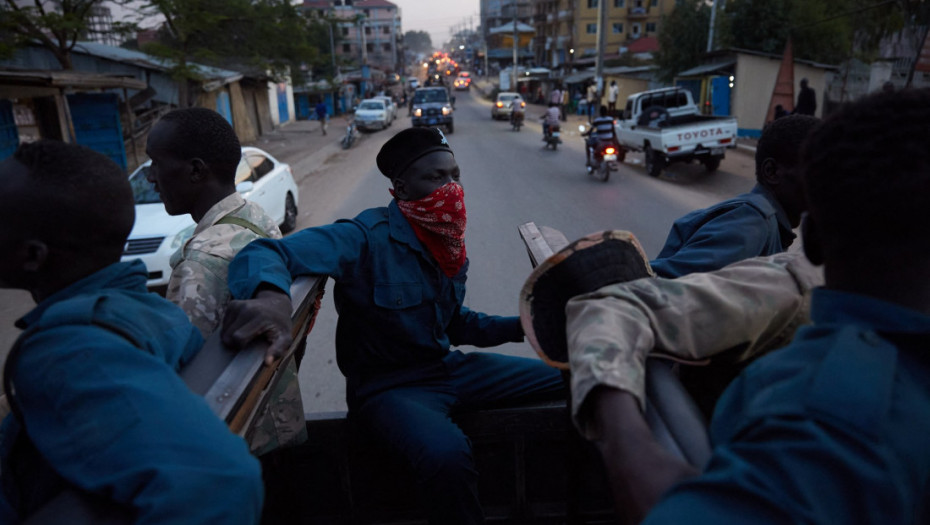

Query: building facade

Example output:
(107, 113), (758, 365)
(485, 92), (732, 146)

(301, 0), (403, 73)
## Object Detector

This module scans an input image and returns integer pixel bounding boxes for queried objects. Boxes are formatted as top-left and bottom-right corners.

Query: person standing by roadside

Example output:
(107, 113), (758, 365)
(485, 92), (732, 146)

(560, 88), (569, 122)
(586, 82), (598, 121)
(315, 99), (328, 135)
(794, 78), (816, 116)
(607, 80), (620, 114)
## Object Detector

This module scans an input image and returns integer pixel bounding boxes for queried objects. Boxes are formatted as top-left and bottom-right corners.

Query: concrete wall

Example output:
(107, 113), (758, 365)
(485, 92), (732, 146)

(733, 53), (829, 137)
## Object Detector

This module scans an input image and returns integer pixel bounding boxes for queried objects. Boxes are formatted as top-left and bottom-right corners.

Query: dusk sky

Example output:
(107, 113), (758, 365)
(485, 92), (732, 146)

(393, 0), (479, 51)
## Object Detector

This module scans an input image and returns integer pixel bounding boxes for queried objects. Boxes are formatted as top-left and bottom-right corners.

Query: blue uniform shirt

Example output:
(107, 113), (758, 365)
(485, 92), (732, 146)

(227, 201), (524, 402)
(644, 289), (930, 524)
(650, 184), (795, 278)
(0, 260), (263, 524)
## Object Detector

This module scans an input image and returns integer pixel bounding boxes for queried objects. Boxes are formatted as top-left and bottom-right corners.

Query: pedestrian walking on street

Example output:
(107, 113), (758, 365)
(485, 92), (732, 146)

(316, 99), (328, 135)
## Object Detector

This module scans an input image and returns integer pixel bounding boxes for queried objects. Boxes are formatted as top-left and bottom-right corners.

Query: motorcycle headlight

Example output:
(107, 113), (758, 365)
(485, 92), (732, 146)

(442, 106), (452, 116)
(170, 224), (197, 250)
(414, 108), (422, 117)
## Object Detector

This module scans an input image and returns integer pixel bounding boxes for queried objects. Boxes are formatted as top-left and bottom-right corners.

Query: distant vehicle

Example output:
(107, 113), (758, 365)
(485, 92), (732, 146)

(407, 78), (420, 90)
(453, 75), (471, 90)
(354, 98), (391, 131)
(373, 95), (397, 122)
(122, 146), (299, 289)
(410, 87), (454, 134)
(615, 87), (738, 177)
(492, 92), (522, 120)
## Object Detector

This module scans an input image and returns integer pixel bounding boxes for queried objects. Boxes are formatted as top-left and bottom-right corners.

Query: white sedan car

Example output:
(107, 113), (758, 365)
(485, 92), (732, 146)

(354, 98), (391, 131)
(373, 96), (397, 122)
(122, 146), (299, 289)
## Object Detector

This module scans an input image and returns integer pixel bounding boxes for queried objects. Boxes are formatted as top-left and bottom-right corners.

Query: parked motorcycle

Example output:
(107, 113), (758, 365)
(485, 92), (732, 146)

(341, 121), (358, 150)
(581, 124), (623, 182)
(543, 124), (562, 150)
(510, 101), (526, 131)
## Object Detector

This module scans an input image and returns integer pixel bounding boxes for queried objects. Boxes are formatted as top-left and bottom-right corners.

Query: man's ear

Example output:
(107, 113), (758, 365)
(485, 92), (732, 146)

(21, 239), (49, 272)
(190, 158), (208, 183)
(392, 177), (407, 200)
(760, 158), (779, 186)
(801, 214), (824, 266)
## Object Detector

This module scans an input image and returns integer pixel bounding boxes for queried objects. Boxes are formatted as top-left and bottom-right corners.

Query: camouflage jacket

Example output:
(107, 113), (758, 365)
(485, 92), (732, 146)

(167, 192), (282, 339)
(565, 251), (824, 440)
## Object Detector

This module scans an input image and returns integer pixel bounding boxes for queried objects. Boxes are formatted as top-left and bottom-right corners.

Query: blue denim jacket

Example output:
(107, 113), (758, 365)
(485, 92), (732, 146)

(227, 200), (524, 402)
(644, 289), (930, 524)
(0, 260), (262, 524)
(650, 184), (795, 278)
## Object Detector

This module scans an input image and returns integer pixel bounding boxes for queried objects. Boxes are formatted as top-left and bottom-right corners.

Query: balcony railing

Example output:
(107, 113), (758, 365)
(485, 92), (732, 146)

(628, 5), (648, 17)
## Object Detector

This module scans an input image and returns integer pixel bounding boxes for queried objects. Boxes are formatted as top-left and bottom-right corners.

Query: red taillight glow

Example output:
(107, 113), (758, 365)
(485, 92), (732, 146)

(605, 147), (616, 155)
(496, 102), (503, 107)
(667, 146), (681, 152)
(720, 138), (732, 144)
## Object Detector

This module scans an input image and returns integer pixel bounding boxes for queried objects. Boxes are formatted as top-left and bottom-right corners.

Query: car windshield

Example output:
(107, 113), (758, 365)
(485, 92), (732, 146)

(413, 90), (449, 103)
(128, 166), (162, 204)
(499, 95), (518, 102)
(359, 101), (384, 110)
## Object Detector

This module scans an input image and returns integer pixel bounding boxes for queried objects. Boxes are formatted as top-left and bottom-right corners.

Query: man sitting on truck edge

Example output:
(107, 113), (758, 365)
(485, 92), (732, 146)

(0, 140), (262, 523)
(221, 127), (565, 525)
(649, 114), (820, 279)
(146, 108), (304, 456)
(535, 88), (930, 524)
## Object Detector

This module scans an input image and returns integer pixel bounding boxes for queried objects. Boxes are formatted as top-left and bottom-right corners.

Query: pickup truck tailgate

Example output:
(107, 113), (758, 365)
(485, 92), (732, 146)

(663, 118), (737, 156)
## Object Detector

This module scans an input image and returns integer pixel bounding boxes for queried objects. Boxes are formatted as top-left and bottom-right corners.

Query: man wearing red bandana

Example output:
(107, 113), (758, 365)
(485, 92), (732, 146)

(222, 127), (565, 524)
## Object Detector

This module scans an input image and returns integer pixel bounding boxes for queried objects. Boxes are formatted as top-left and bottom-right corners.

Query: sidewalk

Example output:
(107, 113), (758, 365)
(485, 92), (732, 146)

(245, 113), (365, 184)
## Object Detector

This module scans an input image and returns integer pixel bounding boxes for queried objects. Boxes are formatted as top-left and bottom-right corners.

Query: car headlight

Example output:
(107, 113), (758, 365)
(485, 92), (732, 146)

(442, 106), (452, 116)
(170, 224), (197, 250)
(414, 108), (422, 117)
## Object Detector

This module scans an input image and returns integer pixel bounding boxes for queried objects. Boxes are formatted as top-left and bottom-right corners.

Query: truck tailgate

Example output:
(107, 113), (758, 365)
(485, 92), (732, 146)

(663, 118), (737, 155)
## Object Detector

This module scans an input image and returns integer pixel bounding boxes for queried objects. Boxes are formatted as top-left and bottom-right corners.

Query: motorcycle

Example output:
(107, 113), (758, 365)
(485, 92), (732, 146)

(341, 120), (358, 150)
(581, 125), (623, 182)
(510, 101), (526, 131)
(543, 123), (562, 150)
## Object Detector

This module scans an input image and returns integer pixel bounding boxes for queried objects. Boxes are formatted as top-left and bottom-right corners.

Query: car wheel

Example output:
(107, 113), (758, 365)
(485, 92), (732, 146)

(645, 145), (664, 178)
(703, 157), (721, 172)
(281, 193), (297, 233)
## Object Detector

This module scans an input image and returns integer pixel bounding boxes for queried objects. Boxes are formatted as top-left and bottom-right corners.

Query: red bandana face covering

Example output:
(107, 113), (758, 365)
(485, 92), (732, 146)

(394, 182), (467, 277)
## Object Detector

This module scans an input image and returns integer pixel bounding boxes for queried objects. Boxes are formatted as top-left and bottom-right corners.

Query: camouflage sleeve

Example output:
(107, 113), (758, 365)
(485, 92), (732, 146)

(165, 257), (230, 340)
(565, 252), (823, 440)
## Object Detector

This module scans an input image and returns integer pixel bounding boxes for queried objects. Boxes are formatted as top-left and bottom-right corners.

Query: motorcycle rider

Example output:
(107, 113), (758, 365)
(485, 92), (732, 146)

(540, 102), (561, 141)
(510, 96), (526, 128)
(582, 105), (620, 170)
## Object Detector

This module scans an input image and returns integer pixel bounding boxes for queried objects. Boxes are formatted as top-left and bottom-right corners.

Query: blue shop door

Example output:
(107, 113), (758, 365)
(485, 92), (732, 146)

(710, 76), (731, 116)
(216, 91), (233, 125)
(296, 94), (310, 120)
(0, 100), (19, 162)
(277, 84), (289, 123)
(324, 93), (335, 117)
(66, 93), (127, 171)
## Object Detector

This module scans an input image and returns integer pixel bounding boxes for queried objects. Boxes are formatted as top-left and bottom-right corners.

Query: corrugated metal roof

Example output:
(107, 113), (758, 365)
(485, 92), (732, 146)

(0, 69), (147, 90)
(677, 59), (737, 77)
(72, 41), (243, 85)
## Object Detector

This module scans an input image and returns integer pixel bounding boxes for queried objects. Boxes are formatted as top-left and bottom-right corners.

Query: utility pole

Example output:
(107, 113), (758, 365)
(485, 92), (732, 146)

(594, 0), (607, 104)
(707, 0), (718, 53)
(512, 17), (519, 91)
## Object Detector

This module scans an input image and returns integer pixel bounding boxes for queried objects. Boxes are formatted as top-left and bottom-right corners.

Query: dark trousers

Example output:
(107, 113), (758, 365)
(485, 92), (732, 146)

(352, 350), (565, 524)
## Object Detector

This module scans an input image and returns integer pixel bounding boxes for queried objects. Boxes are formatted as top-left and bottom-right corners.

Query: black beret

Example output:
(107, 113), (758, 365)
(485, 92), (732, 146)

(376, 127), (454, 179)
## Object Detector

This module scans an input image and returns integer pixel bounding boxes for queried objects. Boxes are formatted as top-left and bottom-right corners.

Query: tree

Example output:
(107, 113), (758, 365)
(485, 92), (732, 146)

(0, 0), (107, 69)
(718, 0), (916, 65)
(404, 30), (432, 54)
(654, 0), (711, 83)
(129, 0), (325, 106)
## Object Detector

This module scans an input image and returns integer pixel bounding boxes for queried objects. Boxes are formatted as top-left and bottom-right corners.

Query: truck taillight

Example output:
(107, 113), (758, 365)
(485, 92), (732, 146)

(720, 138), (732, 144)
(667, 146), (680, 153)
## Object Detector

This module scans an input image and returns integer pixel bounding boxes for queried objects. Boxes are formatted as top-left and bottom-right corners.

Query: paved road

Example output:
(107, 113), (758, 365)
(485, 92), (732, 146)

(294, 88), (759, 414)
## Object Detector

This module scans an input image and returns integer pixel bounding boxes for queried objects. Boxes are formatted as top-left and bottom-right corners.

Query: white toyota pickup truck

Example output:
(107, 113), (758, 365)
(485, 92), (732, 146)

(615, 87), (738, 177)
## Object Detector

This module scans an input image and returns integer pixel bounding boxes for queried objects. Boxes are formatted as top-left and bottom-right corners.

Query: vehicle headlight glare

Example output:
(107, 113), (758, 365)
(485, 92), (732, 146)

(414, 108), (422, 117)
(442, 106), (451, 115)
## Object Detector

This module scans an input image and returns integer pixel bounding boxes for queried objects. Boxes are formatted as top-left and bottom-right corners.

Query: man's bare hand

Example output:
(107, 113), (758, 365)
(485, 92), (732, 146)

(221, 287), (293, 366)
